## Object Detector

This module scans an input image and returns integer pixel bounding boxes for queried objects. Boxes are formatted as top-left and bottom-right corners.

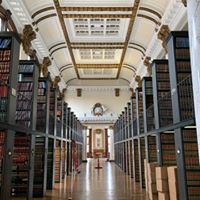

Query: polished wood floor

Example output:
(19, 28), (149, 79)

(17, 159), (149, 200)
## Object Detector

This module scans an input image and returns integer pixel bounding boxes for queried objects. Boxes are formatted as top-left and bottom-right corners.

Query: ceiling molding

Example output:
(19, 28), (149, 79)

(66, 78), (77, 85)
(139, 7), (162, 19)
(76, 64), (119, 69)
(137, 13), (161, 26)
(49, 42), (66, 52)
(31, 6), (55, 19)
(119, 77), (131, 83)
(127, 46), (145, 56)
(123, 66), (136, 73)
(53, 0), (80, 78)
(61, 7), (133, 12)
(116, 0), (140, 78)
(129, 42), (146, 51)
(60, 66), (73, 73)
(72, 46), (124, 49)
(62, 14), (132, 18)
(67, 85), (130, 92)
(71, 42), (124, 49)
(123, 63), (136, 71)
(49, 46), (68, 56)
(71, 42), (124, 46)
(60, 64), (74, 73)
(33, 13), (57, 25)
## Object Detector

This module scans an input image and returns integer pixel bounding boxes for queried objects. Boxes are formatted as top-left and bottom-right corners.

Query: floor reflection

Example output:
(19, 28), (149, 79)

(30, 158), (149, 200)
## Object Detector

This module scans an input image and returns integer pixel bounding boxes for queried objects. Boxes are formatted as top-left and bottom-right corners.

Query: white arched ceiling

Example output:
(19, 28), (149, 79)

(6, 0), (182, 83)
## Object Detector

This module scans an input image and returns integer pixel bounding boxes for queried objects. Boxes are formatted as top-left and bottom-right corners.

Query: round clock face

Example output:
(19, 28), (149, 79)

(93, 103), (104, 116)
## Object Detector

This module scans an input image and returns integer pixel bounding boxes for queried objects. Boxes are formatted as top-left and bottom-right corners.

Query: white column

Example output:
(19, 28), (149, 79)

(82, 127), (87, 161)
(108, 128), (115, 161)
(187, 1), (200, 162)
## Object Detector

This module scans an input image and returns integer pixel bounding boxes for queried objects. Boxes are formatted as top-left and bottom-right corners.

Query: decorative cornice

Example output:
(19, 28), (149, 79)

(20, 24), (36, 55)
(33, 13), (57, 25)
(143, 57), (152, 76)
(39, 57), (52, 77)
(139, 7), (162, 19)
(67, 86), (130, 92)
(157, 25), (170, 52)
(117, 0), (140, 78)
(49, 46), (67, 56)
(76, 64), (119, 69)
(49, 42), (66, 52)
(32, 6), (55, 19)
(59, 88), (66, 98)
(53, 76), (61, 88)
(137, 14), (161, 26)
(127, 46), (145, 56)
(135, 75), (142, 88)
(182, 0), (187, 7)
(63, 14), (132, 18)
(61, 7), (132, 12)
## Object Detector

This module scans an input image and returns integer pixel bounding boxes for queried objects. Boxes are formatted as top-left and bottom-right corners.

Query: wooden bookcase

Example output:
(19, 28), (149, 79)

(0, 32), (20, 200)
(13, 60), (38, 199)
(167, 31), (198, 200)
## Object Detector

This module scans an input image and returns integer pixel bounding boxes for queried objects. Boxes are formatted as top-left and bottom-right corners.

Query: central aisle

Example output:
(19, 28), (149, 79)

(37, 159), (148, 200)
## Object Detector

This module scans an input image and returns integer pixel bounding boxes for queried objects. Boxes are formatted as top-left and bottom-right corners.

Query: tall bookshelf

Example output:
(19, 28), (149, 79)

(62, 141), (66, 179)
(47, 138), (54, 189)
(14, 60), (38, 199)
(130, 95), (137, 137)
(135, 88), (144, 135)
(167, 31), (198, 200)
(56, 94), (63, 138)
(33, 136), (45, 197)
(139, 137), (145, 188)
(133, 139), (140, 182)
(34, 76), (50, 196)
(182, 128), (200, 200)
(129, 140), (133, 178)
(0, 32), (20, 200)
(63, 102), (68, 139)
(36, 77), (50, 133)
(160, 132), (176, 166)
(152, 60), (173, 129)
(49, 87), (56, 136)
(147, 135), (157, 163)
(142, 77), (154, 133)
(11, 133), (30, 197)
(55, 140), (61, 183)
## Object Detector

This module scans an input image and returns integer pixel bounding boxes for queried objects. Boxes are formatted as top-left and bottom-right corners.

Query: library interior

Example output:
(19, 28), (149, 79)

(0, 0), (200, 200)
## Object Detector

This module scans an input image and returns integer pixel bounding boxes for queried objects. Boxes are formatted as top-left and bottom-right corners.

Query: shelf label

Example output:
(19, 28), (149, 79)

(11, 88), (16, 96)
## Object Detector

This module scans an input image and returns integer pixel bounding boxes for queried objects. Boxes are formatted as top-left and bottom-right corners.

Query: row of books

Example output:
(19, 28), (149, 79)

(0, 39), (11, 49)
(0, 50), (11, 61)
(17, 82), (33, 91)
(0, 97), (7, 111)
(37, 96), (46, 103)
(175, 48), (190, 59)
(0, 86), (8, 97)
(16, 101), (32, 110)
(0, 62), (10, 73)
(160, 133), (176, 166)
(12, 134), (30, 197)
(156, 64), (169, 73)
(18, 64), (34, 73)
(176, 37), (189, 48)
(38, 88), (46, 96)
(0, 74), (9, 85)
(33, 137), (45, 197)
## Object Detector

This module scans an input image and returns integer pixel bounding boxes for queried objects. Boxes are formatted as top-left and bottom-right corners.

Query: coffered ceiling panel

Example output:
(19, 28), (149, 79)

(7, 0), (173, 81)
(59, 0), (135, 7)
(36, 18), (65, 48)
(73, 49), (123, 64)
